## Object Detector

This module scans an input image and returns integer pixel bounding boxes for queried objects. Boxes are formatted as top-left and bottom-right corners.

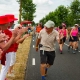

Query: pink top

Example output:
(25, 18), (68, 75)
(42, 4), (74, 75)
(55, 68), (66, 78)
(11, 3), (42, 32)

(71, 29), (78, 36)
(59, 29), (64, 39)
(62, 29), (67, 37)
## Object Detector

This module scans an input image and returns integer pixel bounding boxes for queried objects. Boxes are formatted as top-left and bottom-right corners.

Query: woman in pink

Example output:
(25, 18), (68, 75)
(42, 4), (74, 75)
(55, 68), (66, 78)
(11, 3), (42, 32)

(58, 23), (68, 54)
(70, 24), (79, 53)
(58, 26), (64, 54)
(62, 23), (68, 43)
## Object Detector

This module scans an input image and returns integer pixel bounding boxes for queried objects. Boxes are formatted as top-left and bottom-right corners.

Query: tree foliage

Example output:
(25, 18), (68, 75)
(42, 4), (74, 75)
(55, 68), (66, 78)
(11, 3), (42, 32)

(40, 5), (69, 26)
(40, 0), (80, 27)
(17, 0), (36, 21)
(70, 0), (80, 24)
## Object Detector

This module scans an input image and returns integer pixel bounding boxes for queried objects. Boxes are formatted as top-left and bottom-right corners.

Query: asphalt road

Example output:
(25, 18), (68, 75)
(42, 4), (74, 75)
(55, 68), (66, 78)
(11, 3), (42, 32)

(25, 36), (80, 80)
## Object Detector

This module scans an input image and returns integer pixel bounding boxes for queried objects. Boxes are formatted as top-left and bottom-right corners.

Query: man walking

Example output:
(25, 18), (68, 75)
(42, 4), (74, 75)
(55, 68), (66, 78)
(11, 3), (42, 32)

(35, 20), (59, 80)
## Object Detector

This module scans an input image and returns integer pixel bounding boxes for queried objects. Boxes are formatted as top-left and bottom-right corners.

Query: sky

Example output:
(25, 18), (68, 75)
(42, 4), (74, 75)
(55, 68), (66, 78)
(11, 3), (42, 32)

(0, 0), (72, 23)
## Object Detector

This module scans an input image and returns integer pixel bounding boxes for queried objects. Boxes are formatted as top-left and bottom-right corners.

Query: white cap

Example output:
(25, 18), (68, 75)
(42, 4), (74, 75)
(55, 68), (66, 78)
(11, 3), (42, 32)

(74, 24), (79, 26)
(14, 24), (22, 29)
(44, 20), (55, 28)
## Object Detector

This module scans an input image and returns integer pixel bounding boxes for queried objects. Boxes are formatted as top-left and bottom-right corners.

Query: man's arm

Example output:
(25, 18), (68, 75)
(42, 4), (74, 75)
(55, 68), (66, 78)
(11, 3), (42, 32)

(0, 48), (3, 60)
(2, 37), (15, 51)
(66, 29), (68, 39)
(16, 34), (29, 44)
(35, 38), (41, 51)
(1, 30), (17, 52)
(13, 29), (24, 43)
(56, 31), (59, 43)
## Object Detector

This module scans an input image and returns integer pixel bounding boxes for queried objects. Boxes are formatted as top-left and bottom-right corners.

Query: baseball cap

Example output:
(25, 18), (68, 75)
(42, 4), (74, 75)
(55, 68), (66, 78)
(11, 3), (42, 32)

(74, 24), (79, 27)
(44, 20), (55, 28)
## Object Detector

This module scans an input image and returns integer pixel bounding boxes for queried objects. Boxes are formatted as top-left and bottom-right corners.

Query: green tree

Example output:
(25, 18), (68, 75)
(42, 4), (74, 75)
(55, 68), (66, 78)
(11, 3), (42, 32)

(41, 5), (69, 26)
(22, 0), (36, 21)
(70, 0), (80, 24)
(17, 0), (23, 23)
(54, 5), (69, 26)
(17, 0), (36, 23)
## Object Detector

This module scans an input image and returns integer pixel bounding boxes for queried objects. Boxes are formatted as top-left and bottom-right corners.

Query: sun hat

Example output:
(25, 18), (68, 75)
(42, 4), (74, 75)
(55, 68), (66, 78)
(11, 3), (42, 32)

(44, 20), (55, 28)
(74, 24), (79, 27)
(0, 15), (10, 24)
(5, 14), (18, 22)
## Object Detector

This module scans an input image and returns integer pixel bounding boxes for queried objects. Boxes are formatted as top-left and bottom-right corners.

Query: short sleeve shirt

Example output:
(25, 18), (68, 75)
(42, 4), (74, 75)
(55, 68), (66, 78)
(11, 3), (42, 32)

(3, 29), (15, 53)
(38, 28), (59, 51)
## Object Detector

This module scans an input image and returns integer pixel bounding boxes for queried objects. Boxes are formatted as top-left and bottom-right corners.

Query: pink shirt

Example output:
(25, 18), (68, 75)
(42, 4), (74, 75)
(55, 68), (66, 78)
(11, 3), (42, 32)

(59, 29), (64, 39)
(71, 29), (78, 36)
(62, 29), (67, 37)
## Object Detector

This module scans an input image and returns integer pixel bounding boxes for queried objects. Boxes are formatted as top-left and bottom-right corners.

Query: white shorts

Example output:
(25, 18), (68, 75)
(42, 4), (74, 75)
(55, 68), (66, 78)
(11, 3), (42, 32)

(10, 52), (16, 66)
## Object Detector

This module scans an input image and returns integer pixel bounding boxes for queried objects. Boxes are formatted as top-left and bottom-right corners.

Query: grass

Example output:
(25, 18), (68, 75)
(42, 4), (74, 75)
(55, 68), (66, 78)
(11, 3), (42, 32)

(0, 36), (32, 80)
(13, 36), (32, 80)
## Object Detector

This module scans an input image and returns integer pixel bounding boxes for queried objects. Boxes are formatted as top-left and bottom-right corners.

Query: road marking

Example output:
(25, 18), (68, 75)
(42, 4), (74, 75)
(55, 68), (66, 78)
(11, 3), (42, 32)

(78, 51), (80, 52)
(64, 43), (80, 52)
(33, 40), (34, 41)
(32, 58), (35, 65)
(33, 45), (35, 48)
(64, 43), (69, 46)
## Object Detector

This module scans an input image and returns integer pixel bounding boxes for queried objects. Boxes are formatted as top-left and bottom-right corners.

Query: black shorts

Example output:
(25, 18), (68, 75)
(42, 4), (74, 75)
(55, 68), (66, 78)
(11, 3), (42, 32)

(62, 37), (66, 43)
(69, 36), (78, 42)
(69, 36), (73, 42)
(40, 50), (55, 65)
(59, 37), (66, 44)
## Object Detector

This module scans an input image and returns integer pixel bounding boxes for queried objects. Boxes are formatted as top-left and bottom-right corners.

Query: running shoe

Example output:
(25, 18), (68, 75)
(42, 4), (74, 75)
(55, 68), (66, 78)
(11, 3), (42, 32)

(42, 77), (46, 80)
(72, 50), (76, 54)
(60, 50), (62, 54)
(75, 47), (78, 51)
(60, 51), (62, 54)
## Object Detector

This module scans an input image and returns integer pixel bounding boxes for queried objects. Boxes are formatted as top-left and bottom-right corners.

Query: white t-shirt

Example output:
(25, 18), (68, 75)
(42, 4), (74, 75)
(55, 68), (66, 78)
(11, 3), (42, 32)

(38, 28), (59, 51)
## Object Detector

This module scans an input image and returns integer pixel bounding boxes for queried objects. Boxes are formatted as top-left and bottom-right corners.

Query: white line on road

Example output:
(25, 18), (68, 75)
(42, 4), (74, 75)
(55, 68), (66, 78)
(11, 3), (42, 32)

(33, 45), (35, 48)
(64, 43), (69, 46)
(64, 43), (80, 52)
(32, 58), (35, 65)
(78, 51), (80, 52)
